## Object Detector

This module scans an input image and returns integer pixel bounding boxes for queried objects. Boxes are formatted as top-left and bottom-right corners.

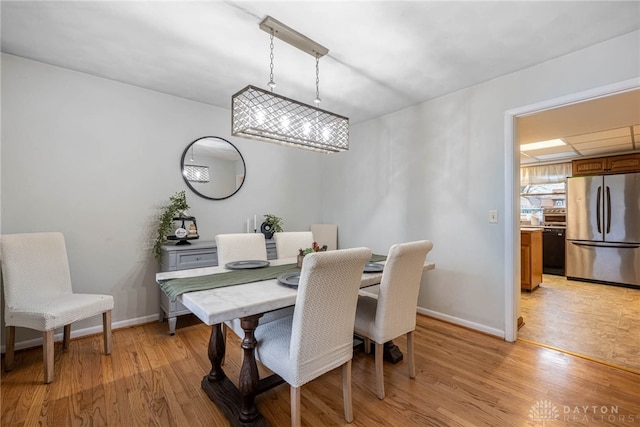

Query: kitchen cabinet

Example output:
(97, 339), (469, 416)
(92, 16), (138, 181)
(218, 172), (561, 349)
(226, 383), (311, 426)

(521, 229), (542, 291)
(572, 153), (640, 176)
(159, 238), (276, 334)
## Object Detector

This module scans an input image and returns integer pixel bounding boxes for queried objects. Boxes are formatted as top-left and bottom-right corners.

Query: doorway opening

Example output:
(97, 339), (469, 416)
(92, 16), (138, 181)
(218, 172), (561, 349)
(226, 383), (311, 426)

(503, 79), (640, 356)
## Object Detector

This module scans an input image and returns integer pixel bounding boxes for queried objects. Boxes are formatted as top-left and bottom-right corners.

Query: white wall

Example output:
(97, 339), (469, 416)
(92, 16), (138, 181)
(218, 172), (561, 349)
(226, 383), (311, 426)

(1, 54), (325, 345)
(324, 30), (640, 336)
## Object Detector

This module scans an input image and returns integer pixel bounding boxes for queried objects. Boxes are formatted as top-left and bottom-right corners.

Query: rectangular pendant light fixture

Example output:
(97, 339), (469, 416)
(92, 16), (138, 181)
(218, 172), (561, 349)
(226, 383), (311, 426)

(231, 16), (349, 153)
(183, 164), (210, 183)
(232, 85), (349, 153)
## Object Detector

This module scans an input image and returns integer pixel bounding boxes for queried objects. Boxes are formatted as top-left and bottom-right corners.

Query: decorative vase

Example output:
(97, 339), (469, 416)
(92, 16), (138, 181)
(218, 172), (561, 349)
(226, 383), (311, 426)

(297, 254), (305, 268)
(261, 222), (275, 239)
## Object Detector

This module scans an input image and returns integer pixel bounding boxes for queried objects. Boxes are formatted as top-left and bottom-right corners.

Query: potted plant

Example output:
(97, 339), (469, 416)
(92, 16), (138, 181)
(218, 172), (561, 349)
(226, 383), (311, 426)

(153, 191), (190, 257)
(260, 214), (283, 239)
(297, 241), (328, 267)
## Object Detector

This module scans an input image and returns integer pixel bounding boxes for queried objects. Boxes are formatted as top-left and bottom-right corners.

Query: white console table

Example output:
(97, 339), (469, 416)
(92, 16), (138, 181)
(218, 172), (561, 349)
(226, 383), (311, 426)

(158, 238), (277, 334)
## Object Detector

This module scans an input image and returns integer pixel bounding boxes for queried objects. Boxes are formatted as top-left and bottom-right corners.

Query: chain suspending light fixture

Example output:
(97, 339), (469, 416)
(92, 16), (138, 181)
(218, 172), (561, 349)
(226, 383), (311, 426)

(231, 16), (349, 153)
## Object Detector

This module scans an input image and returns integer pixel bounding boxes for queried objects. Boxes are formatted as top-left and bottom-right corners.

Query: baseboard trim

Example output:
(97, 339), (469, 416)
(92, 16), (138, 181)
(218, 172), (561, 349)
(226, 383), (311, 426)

(1, 313), (159, 354)
(417, 307), (505, 339)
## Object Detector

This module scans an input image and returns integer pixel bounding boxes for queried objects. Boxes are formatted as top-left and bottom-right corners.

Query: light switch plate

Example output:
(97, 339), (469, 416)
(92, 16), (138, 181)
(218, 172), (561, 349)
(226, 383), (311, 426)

(489, 210), (498, 223)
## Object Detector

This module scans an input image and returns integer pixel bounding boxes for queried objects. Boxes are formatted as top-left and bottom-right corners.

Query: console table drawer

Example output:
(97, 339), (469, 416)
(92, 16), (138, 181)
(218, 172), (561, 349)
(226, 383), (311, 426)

(176, 250), (217, 269)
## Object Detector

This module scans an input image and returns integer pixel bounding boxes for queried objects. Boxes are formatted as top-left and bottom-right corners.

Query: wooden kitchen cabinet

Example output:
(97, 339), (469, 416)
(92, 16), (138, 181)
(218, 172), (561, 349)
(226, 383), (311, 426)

(521, 229), (542, 291)
(572, 153), (640, 176)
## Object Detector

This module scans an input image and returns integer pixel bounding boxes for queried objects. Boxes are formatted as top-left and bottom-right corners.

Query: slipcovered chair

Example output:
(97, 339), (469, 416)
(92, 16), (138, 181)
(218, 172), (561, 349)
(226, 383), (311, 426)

(215, 233), (268, 266)
(353, 240), (433, 399)
(254, 247), (372, 427)
(273, 231), (314, 258)
(1, 232), (114, 384)
(310, 223), (338, 250)
(214, 233), (293, 342)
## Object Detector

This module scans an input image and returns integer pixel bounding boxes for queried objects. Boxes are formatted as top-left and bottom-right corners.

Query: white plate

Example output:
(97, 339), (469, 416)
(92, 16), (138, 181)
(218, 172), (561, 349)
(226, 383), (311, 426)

(225, 260), (270, 270)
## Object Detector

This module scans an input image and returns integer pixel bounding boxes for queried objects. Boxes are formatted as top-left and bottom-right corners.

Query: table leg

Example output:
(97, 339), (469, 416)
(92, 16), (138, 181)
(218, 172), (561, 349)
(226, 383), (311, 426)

(168, 316), (177, 335)
(238, 314), (262, 423)
(201, 318), (268, 427)
(383, 340), (404, 364)
(207, 323), (225, 381)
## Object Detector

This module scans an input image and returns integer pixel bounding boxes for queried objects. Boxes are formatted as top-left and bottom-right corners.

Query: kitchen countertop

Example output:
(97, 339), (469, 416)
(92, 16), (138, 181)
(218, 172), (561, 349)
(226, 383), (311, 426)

(521, 227), (544, 231)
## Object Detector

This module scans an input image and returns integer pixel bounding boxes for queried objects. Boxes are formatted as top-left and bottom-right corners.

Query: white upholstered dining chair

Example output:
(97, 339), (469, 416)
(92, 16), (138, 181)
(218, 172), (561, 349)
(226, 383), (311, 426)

(215, 233), (267, 266)
(1, 232), (114, 383)
(273, 231), (314, 258)
(254, 247), (372, 427)
(353, 240), (433, 399)
(310, 223), (338, 250)
(214, 233), (293, 340)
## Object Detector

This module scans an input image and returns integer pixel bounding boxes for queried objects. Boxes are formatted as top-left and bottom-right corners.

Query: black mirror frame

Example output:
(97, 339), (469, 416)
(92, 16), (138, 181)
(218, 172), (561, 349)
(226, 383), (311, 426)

(180, 136), (246, 201)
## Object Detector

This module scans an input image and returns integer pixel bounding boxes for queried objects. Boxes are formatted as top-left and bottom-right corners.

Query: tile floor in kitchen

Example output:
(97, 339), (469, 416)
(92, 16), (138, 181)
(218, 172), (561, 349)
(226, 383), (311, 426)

(519, 274), (640, 373)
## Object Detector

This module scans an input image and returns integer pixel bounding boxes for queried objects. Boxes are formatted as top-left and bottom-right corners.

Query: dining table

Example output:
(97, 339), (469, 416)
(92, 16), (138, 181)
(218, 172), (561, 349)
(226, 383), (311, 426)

(156, 255), (435, 427)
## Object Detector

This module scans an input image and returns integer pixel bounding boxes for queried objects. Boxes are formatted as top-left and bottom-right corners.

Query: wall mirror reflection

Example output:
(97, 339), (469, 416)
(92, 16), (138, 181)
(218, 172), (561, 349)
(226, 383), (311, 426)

(180, 136), (246, 200)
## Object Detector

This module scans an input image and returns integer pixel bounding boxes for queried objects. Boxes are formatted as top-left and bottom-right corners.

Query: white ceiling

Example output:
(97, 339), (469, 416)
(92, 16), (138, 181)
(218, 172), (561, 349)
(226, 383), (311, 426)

(518, 89), (640, 165)
(2, 1), (640, 156)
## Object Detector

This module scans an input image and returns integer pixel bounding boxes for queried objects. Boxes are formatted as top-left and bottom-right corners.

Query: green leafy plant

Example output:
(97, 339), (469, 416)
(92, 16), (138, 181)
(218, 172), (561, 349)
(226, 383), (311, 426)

(153, 191), (190, 257)
(299, 241), (328, 256)
(263, 214), (283, 233)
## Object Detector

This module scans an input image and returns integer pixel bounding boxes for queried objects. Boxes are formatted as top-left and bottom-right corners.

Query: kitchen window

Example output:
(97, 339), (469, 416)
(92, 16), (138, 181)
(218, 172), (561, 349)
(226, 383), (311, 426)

(520, 163), (571, 225)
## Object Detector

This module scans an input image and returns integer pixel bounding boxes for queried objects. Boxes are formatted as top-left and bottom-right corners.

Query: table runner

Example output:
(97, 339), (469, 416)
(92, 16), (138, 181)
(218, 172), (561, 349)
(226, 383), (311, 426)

(158, 254), (387, 301)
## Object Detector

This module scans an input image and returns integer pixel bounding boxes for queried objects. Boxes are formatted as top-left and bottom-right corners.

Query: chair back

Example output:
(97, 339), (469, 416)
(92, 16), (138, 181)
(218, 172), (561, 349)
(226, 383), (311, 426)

(1, 232), (74, 309)
(310, 224), (338, 250)
(289, 247), (371, 384)
(374, 240), (433, 342)
(273, 231), (314, 259)
(215, 233), (267, 265)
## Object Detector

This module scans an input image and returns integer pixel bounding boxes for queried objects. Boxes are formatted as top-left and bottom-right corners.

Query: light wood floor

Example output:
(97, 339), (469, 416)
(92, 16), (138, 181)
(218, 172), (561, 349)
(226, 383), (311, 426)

(519, 275), (640, 373)
(2, 315), (639, 426)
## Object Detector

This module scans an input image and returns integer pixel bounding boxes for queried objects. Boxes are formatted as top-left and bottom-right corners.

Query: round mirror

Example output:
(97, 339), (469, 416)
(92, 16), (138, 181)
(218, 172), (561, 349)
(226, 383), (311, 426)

(180, 136), (246, 200)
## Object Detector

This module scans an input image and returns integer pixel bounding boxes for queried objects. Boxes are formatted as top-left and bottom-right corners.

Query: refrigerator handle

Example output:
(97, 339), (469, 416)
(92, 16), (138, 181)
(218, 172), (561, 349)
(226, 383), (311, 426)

(596, 186), (602, 233)
(606, 186), (611, 235)
(571, 241), (640, 249)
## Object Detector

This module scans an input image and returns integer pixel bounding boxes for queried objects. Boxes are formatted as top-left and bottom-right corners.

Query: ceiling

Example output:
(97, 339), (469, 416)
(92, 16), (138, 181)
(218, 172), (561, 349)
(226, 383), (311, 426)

(2, 1), (639, 156)
(518, 89), (640, 165)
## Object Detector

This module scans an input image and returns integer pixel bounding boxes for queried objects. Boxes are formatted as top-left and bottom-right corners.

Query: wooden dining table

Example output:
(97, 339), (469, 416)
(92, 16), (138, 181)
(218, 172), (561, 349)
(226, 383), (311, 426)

(156, 256), (435, 426)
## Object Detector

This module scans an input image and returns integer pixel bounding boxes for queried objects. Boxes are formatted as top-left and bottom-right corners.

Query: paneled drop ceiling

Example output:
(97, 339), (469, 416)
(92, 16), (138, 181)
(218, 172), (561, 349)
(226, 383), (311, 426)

(517, 89), (640, 165)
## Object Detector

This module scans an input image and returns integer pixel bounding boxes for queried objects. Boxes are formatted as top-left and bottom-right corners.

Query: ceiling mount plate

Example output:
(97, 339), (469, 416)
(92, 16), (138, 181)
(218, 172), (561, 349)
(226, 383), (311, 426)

(259, 15), (329, 58)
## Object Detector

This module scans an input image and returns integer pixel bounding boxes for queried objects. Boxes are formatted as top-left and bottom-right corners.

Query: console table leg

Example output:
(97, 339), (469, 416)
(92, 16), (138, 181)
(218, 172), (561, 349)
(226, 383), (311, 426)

(168, 316), (177, 335)
(238, 314), (262, 423)
(207, 324), (225, 382)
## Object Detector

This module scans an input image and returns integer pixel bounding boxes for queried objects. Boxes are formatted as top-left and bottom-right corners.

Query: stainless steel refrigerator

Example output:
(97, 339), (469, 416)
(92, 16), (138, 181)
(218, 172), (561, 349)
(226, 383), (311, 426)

(566, 172), (640, 287)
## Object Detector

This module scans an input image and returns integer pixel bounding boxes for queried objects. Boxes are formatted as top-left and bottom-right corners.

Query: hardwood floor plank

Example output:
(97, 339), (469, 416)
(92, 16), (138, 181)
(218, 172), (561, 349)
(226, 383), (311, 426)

(2, 314), (639, 426)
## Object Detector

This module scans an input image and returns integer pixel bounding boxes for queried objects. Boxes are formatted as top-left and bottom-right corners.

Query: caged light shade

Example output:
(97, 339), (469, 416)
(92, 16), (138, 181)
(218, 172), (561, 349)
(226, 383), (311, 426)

(232, 85), (349, 153)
